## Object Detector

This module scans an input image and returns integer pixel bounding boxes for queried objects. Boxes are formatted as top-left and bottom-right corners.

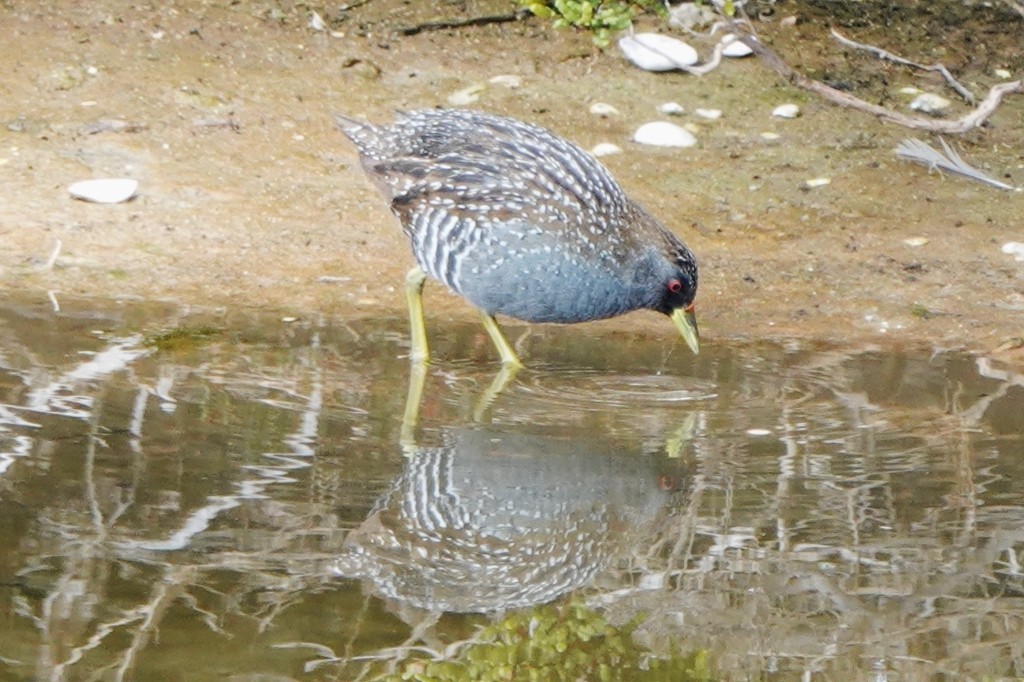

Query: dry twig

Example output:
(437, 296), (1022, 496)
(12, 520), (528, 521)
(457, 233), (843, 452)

(736, 32), (1024, 133)
(399, 10), (527, 36)
(829, 28), (976, 103)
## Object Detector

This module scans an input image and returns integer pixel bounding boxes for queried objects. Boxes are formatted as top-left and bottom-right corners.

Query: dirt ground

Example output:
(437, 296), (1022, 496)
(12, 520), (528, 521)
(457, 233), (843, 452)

(2, 1), (1023, 360)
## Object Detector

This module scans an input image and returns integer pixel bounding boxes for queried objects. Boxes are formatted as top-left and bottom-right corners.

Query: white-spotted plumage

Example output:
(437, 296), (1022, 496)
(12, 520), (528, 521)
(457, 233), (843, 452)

(335, 108), (698, 327)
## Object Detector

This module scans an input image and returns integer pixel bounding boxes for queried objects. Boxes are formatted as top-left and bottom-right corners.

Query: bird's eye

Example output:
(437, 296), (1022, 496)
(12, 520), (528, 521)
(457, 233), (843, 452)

(668, 279), (683, 293)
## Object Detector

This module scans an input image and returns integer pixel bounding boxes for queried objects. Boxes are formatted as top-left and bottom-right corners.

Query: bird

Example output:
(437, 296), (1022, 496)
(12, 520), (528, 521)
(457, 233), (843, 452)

(334, 108), (699, 367)
(332, 427), (675, 613)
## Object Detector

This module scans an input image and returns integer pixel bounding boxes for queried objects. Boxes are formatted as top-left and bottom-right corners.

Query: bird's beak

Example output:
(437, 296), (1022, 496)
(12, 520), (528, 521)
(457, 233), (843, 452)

(671, 304), (700, 355)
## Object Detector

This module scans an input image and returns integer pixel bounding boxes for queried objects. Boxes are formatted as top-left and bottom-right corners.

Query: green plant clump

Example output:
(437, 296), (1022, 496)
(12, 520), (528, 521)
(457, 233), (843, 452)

(517, 0), (665, 46)
(381, 601), (715, 682)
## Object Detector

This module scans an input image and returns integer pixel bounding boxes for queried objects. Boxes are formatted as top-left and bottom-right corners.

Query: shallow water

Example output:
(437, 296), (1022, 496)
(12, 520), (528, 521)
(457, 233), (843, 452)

(0, 296), (1022, 681)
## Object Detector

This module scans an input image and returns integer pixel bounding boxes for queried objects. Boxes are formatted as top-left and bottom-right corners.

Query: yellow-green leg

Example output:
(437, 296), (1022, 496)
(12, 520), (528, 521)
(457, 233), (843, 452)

(405, 266), (429, 363)
(480, 313), (523, 367)
(400, 360), (428, 453)
(472, 363), (521, 422)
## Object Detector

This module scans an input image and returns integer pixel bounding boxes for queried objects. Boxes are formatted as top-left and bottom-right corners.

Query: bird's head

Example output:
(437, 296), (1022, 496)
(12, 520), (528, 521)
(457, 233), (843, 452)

(650, 243), (699, 355)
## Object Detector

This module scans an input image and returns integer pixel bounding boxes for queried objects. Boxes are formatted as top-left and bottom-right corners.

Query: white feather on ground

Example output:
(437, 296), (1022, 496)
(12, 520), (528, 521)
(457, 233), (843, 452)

(894, 138), (1020, 191)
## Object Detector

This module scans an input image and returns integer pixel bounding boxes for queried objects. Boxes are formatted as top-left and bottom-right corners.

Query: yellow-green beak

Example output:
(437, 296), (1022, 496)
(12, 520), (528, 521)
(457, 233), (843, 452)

(671, 304), (700, 355)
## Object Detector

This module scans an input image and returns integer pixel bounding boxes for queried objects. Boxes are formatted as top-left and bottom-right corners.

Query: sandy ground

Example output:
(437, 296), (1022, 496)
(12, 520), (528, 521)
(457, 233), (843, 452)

(2, 1), (1023, 360)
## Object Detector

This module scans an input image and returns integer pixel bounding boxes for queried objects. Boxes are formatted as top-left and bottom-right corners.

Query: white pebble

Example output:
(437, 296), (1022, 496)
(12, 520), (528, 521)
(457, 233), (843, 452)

(68, 178), (138, 204)
(804, 177), (831, 188)
(633, 121), (697, 148)
(446, 83), (484, 106)
(590, 142), (622, 157)
(746, 428), (772, 436)
(1001, 242), (1024, 261)
(772, 103), (800, 119)
(909, 93), (951, 114)
(903, 237), (929, 247)
(760, 131), (781, 140)
(657, 101), (685, 115)
(694, 108), (722, 120)
(721, 33), (753, 57)
(589, 102), (619, 117)
(995, 68), (1012, 79)
(618, 33), (698, 71)
(898, 86), (922, 95)
(489, 74), (522, 88)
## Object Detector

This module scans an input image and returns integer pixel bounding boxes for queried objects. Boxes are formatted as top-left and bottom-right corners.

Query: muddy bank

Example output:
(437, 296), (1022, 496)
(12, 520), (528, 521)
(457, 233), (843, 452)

(1, 1), (1022, 359)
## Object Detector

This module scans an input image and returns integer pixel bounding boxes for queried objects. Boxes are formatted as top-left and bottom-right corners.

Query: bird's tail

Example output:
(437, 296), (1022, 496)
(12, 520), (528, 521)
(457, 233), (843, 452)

(332, 113), (379, 153)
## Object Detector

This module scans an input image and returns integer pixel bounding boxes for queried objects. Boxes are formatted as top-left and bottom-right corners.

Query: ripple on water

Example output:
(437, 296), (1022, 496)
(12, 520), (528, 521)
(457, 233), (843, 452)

(508, 367), (717, 412)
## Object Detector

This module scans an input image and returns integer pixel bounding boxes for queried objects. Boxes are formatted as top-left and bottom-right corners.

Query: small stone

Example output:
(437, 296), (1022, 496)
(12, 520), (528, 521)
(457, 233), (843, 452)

(909, 93), (951, 114)
(803, 177), (831, 189)
(779, 15), (798, 27)
(668, 2), (716, 30)
(1001, 242), (1024, 261)
(760, 131), (781, 141)
(694, 108), (722, 120)
(657, 102), (685, 115)
(589, 102), (619, 117)
(995, 68), (1012, 79)
(721, 34), (753, 57)
(590, 142), (622, 157)
(633, 121), (697, 148)
(447, 83), (485, 106)
(309, 10), (326, 31)
(903, 237), (929, 247)
(68, 178), (139, 204)
(618, 33), (699, 71)
(489, 74), (521, 88)
(746, 428), (772, 436)
(899, 86), (923, 95)
(772, 103), (800, 119)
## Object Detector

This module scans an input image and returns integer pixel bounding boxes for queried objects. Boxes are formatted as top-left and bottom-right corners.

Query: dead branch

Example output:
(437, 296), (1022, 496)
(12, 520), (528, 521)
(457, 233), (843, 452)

(680, 39), (726, 76)
(829, 28), (976, 104)
(737, 33), (1024, 134)
(399, 10), (527, 36)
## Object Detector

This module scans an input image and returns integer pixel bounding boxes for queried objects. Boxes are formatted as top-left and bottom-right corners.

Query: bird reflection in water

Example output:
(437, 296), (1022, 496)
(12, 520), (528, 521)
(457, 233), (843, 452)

(332, 427), (678, 616)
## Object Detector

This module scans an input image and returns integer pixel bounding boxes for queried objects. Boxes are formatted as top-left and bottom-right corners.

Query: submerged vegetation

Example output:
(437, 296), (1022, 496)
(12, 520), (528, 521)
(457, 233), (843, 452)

(379, 601), (714, 682)
(144, 324), (223, 351)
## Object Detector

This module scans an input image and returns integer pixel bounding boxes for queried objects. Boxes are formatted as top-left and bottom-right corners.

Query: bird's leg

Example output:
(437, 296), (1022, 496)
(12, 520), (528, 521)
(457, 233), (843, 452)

(472, 363), (521, 422)
(405, 266), (429, 363)
(479, 313), (523, 367)
(400, 360), (428, 453)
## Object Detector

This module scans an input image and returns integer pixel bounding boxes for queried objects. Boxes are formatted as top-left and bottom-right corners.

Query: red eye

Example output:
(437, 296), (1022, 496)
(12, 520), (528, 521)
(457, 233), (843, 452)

(668, 279), (683, 293)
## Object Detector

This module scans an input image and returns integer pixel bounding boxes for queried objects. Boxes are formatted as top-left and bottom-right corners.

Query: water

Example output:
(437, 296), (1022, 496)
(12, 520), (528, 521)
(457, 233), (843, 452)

(0, 296), (1022, 681)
